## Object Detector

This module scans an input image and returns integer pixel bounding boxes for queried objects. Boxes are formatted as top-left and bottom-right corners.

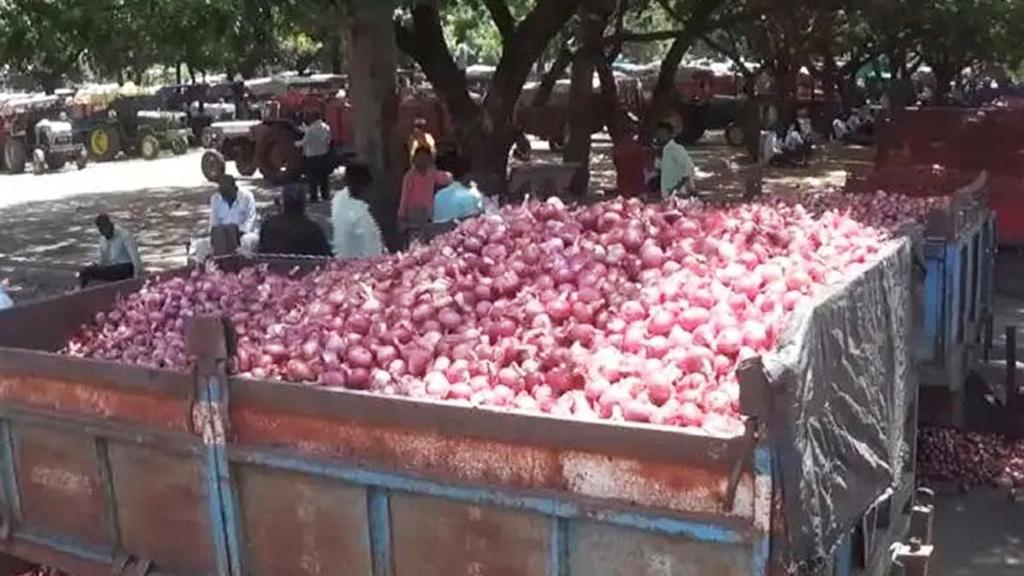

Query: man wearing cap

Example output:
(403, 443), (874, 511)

(258, 185), (331, 257)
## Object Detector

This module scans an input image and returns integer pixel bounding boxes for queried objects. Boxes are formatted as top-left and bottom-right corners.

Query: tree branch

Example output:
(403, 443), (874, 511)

(699, 32), (753, 78)
(483, 0), (515, 41)
(610, 28), (690, 43)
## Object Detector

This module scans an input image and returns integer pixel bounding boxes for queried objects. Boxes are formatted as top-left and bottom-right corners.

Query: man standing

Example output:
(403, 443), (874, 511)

(258, 185), (331, 257)
(653, 121), (696, 197)
(79, 214), (142, 289)
(407, 118), (436, 164)
(296, 110), (333, 203)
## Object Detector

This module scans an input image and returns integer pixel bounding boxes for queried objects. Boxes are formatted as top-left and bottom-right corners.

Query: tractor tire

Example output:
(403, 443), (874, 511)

(46, 153), (67, 171)
(256, 127), (301, 183)
(201, 150), (226, 182)
(140, 135), (161, 160)
(31, 149), (46, 175)
(235, 142), (257, 176)
(2, 138), (26, 173)
(171, 136), (189, 155)
(89, 126), (120, 162)
(724, 122), (746, 147)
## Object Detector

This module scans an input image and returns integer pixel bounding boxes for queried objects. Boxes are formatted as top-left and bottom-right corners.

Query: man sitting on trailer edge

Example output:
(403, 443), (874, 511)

(79, 214), (143, 289)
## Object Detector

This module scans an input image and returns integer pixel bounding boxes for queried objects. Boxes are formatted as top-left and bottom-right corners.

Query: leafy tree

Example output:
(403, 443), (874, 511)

(0, 0), (90, 92)
(394, 0), (583, 184)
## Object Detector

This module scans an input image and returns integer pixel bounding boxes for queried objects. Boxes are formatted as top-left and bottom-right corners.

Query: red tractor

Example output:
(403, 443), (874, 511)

(200, 75), (451, 184)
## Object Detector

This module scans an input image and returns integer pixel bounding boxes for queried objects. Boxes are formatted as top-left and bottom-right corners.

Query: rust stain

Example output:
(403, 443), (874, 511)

(233, 408), (750, 518)
(0, 375), (188, 432)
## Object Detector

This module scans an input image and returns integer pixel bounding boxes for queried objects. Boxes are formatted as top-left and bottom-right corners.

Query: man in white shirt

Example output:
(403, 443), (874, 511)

(653, 121), (696, 198)
(79, 214), (143, 288)
(192, 175), (259, 261)
(296, 110), (334, 203)
(0, 281), (13, 310)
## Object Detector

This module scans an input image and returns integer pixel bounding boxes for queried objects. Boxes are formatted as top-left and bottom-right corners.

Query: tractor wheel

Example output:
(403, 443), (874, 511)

(724, 122), (746, 147)
(89, 126), (120, 161)
(140, 135), (161, 160)
(201, 150), (226, 182)
(46, 153), (67, 171)
(31, 149), (46, 175)
(2, 138), (26, 173)
(171, 136), (189, 155)
(235, 142), (257, 176)
(256, 128), (301, 183)
(75, 148), (88, 170)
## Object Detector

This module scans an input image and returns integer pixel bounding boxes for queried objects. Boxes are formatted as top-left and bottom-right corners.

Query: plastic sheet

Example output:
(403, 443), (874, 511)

(760, 239), (916, 564)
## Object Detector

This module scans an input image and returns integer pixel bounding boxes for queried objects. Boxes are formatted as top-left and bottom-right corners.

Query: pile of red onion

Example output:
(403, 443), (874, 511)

(917, 427), (1024, 489)
(65, 194), (944, 435)
(847, 164), (978, 199)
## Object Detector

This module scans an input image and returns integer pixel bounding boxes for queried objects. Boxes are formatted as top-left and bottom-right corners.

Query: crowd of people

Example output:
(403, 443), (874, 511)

(65, 107), (875, 292)
(73, 116), (491, 290)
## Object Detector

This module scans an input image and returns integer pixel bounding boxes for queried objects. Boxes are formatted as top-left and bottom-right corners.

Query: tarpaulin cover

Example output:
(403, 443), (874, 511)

(760, 238), (915, 564)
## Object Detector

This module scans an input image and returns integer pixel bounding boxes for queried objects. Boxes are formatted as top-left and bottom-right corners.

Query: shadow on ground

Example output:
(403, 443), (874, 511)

(933, 489), (1024, 575)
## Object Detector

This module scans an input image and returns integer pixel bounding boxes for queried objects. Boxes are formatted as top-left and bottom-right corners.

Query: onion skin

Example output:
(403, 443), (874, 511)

(64, 192), (937, 435)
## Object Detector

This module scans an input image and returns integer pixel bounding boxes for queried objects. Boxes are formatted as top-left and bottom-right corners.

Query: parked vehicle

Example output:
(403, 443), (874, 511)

(201, 75), (451, 183)
(75, 96), (191, 161)
(0, 95), (88, 175)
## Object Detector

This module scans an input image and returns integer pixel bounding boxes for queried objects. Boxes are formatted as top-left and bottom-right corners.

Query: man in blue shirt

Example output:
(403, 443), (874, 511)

(433, 157), (484, 224)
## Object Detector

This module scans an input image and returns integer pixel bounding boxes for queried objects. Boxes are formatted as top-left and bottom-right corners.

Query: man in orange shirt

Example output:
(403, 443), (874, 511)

(407, 118), (436, 164)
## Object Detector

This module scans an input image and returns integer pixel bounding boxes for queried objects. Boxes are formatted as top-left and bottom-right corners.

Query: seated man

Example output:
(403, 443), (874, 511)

(332, 161), (384, 260)
(652, 120), (696, 198)
(79, 214), (143, 289)
(0, 280), (12, 310)
(433, 157), (484, 224)
(192, 175), (259, 261)
(258, 185), (331, 257)
(770, 123), (812, 167)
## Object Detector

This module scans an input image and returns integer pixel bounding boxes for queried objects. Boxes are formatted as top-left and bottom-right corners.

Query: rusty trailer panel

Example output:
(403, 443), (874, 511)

(234, 466), (373, 576)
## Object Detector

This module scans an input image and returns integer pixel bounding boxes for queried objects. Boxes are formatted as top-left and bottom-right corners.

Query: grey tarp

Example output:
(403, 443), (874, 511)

(760, 238), (915, 565)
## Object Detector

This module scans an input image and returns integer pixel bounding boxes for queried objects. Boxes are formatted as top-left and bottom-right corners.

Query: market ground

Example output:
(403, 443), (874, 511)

(1, 134), (1023, 573)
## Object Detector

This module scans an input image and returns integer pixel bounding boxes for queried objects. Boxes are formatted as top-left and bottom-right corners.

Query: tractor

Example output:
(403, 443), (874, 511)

(75, 96), (192, 162)
(0, 95), (88, 175)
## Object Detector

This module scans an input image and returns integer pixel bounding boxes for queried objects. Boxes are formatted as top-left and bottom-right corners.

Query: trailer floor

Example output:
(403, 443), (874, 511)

(933, 488), (1024, 575)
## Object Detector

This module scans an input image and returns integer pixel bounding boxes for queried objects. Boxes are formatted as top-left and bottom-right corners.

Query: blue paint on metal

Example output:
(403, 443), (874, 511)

(834, 531), (853, 576)
(0, 419), (22, 524)
(16, 528), (113, 563)
(198, 375), (241, 576)
(547, 517), (568, 576)
(232, 449), (748, 545)
(750, 447), (772, 576)
(367, 488), (393, 576)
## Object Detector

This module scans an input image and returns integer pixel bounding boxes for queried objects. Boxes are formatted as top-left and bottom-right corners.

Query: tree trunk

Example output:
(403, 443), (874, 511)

(395, 0), (583, 193)
(646, 36), (688, 132)
(563, 3), (611, 196)
(350, 0), (402, 250)
(531, 44), (573, 107)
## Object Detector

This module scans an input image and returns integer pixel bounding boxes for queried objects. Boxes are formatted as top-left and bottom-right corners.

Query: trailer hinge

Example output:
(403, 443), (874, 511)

(112, 553), (155, 576)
